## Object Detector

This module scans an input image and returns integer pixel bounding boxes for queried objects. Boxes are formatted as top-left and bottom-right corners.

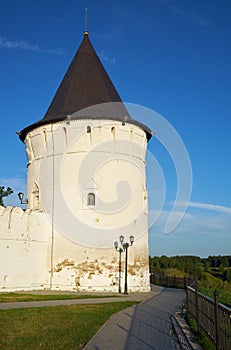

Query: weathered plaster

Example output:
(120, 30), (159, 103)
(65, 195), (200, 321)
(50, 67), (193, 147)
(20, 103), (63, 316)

(0, 119), (150, 292)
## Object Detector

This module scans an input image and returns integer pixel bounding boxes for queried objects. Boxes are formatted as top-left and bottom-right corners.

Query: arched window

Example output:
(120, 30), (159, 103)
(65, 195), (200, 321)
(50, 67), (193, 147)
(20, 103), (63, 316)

(87, 193), (95, 206)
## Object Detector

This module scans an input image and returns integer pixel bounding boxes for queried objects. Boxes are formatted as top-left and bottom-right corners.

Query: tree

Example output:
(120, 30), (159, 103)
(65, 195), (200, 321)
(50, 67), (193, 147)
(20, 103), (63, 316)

(224, 269), (231, 283)
(220, 256), (230, 268)
(0, 186), (13, 206)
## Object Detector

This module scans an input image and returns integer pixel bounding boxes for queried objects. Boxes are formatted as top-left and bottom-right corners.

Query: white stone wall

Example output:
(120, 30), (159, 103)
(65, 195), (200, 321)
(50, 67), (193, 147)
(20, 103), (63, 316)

(0, 206), (50, 290)
(0, 118), (150, 292)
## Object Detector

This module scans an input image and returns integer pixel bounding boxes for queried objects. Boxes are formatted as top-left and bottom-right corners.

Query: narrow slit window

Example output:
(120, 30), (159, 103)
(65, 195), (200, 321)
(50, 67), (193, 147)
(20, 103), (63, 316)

(87, 193), (95, 206)
(32, 183), (40, 209)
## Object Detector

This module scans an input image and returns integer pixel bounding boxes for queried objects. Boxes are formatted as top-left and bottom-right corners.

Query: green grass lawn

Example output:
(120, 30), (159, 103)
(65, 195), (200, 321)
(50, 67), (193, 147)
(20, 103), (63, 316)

(0, 301), (136, 350)
(0, 292), (119, 303)
(198, 286), (231, 308)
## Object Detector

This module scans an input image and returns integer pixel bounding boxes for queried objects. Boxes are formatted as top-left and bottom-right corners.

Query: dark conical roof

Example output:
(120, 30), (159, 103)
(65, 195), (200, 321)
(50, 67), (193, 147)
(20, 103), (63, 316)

(19, 32), (151, 141)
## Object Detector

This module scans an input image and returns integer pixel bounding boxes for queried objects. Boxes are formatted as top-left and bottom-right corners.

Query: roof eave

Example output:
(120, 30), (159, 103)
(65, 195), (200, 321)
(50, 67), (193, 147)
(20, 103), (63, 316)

(19, 116), (152, 142)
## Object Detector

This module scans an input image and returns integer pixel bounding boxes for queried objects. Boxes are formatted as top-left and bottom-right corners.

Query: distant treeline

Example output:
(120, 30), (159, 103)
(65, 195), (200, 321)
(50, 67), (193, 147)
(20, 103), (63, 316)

(149, 255), (231, 280)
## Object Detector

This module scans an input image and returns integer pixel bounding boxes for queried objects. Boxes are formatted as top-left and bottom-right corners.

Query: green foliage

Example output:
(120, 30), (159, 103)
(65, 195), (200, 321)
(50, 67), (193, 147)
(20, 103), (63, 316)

(149, 255), (231, 282)
(165, 268), (186, 278)
(149, 255), (202, 278)
(0, 186), (13, 206)
(149, 255), (231, 307)
(206, 255), (231, 268)
(186, 315), (215, 350)
(224, 268), (231, 283)
(200, 272), (224, 289)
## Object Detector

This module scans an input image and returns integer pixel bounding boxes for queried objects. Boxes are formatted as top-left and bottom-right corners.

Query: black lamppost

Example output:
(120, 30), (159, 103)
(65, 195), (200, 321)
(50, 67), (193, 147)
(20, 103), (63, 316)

(17, 192), (27, 205)
(114, 241), (123, 293)
(115, 235), (134, 295)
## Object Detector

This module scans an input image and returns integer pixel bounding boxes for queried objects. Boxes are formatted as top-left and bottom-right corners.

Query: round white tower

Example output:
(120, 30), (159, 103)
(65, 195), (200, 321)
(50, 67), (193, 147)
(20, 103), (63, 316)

(18, 32), (152, 292)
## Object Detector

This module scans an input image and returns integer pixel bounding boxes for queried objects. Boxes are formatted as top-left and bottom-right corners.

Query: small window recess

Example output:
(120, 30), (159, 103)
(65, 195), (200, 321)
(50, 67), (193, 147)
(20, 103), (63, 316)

(32, 183), (40, 210)
(43, 130), (47, 149)
(111, 126), (115, 140)
(63, 127), (67, 146)
(87, 193), (95, 206)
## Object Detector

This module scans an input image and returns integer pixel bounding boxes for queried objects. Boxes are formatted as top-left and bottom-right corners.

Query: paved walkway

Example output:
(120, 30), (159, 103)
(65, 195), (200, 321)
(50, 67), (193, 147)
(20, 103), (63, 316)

(83, 285), (186, 350)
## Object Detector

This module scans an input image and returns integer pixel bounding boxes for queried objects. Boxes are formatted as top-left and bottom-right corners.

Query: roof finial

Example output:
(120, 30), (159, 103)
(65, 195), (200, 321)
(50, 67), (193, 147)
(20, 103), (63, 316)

(84, 8), (88, 37)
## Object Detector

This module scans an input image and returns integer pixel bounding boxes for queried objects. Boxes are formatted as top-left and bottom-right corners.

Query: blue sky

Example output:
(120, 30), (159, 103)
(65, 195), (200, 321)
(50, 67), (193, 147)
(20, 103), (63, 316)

(0, 0), (230, 257)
